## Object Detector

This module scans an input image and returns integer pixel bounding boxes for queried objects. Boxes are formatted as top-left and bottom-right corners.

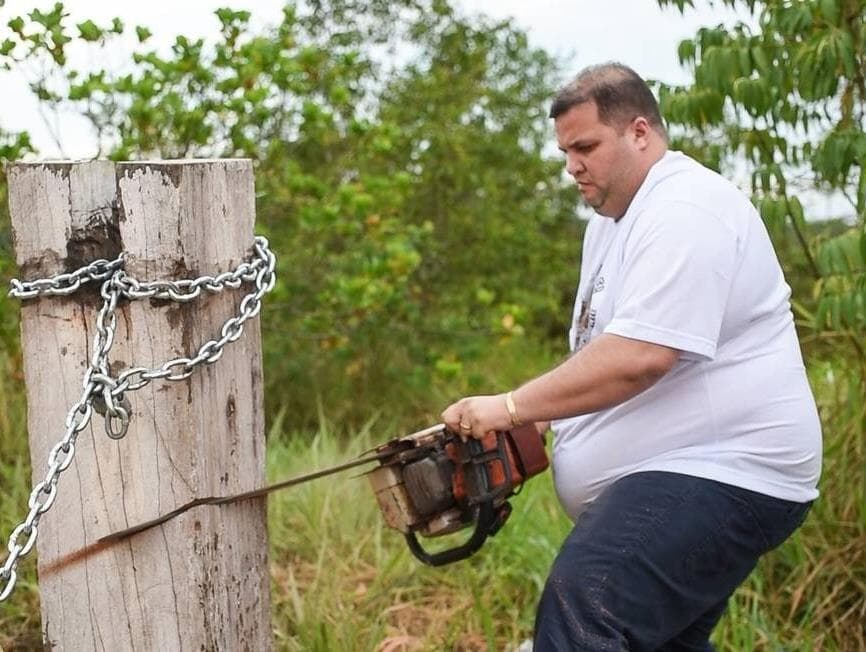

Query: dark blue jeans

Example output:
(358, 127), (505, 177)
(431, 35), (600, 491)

(534, 471), (812, 651)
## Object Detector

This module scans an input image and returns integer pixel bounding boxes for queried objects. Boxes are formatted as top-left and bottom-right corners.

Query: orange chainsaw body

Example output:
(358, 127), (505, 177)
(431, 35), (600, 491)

(366, 423), (548, 565)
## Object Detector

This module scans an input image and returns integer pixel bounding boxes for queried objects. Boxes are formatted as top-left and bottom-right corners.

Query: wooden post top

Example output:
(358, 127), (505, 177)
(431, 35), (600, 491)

(8, 159), (256, 280)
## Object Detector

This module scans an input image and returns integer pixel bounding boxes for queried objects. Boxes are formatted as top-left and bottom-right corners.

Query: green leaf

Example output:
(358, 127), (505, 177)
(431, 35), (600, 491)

(815, 297), (829, 329)
(34, 85), (55, 101)
(136, 26), (152, 42)
(759, 195), (784, 236)
(860, 228), (866, 267)
(475, 287), (495, 305)
(830, 296), (841, 330)
(7, 16), (24, 33)
(841, 293), (856, 329)
(68, 80), (91, 100)
(77, 19), (101, 42)
(677, 39), (696, 64)
(838, 31), (856, 79)
(29, 6), (62, 30)
(857, 166), (866, 216)
(737, 47), (751, 77)
(820, 0), (839, 25)
(788, 195), (807, 235)
(751, 45), (770, 75)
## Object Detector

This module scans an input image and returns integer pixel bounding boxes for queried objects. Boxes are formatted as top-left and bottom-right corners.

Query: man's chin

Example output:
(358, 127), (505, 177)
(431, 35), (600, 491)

(582, 196), (608, 215)
(588, 201), (623, 219)
(579, 189), (602, 208)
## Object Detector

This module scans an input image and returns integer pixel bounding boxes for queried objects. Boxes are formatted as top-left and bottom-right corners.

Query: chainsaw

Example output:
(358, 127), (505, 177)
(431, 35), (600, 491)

(94, 422), (549, 566)
(365, 422), (549, 565)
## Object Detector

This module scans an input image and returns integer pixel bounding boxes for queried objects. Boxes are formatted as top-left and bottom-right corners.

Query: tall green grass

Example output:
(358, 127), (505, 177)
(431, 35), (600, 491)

(267, 418), (571, 651)
(0, 345), (43, 649)
(265, 395), (864, 651)
(1, 341), (863, 649)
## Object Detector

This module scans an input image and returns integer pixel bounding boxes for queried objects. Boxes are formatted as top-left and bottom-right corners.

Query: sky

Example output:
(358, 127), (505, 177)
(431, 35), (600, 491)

(1, 1), (849, 219)
(0, 0), (756, 159)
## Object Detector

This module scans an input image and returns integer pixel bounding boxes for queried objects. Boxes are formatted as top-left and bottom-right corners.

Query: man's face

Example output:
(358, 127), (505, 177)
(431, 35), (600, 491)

(554, 101), (640, 219)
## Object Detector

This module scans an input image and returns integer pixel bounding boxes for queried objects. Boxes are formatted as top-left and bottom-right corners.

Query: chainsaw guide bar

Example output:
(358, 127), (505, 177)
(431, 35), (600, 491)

(96, 423), (549, 566)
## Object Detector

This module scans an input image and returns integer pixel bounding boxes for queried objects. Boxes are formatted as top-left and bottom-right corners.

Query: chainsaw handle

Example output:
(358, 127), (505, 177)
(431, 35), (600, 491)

(405, 434), (515, 566)
(403, 500), (499, 567)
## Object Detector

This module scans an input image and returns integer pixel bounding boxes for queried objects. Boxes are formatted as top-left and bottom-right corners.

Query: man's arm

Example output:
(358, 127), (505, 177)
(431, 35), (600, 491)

(441, 333), (679, 438)
(515, 333), (680, 422)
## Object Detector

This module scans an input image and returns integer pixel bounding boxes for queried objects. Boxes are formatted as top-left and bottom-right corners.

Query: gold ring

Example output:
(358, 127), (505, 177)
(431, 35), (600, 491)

(459, 421), (472, 431)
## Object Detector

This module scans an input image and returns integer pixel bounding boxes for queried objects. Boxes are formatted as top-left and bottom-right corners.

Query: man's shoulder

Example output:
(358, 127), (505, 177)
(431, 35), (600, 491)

(641, 153), (753, 227)
(651, 152), (744, 205)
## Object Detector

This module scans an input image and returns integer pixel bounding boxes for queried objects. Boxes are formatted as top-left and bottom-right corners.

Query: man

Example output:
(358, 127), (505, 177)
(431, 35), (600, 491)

(441, 63), (821, 651)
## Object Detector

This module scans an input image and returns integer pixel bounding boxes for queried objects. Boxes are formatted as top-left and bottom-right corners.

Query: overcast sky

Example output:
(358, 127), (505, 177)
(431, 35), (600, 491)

(0, 0), (757, 158)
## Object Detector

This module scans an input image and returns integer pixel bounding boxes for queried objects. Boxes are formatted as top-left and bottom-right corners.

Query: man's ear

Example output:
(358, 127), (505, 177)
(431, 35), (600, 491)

(631, 116), (652, 149)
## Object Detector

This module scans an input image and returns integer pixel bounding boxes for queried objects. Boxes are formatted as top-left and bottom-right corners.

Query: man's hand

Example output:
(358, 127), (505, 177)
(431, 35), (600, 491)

(441, 394), (512, 440)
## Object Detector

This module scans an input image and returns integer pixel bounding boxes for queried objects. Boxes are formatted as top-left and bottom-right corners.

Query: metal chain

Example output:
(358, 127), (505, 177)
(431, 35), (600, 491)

(8, 257), (125, 300)
(0, 236), (276, 603)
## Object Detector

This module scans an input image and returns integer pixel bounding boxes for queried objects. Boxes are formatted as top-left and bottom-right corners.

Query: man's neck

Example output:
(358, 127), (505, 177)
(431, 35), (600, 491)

(612, 145), (669, 222)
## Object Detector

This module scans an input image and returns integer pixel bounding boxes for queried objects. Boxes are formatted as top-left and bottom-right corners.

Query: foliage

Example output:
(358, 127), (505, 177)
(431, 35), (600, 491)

(655, 0), (866, 358)
(0, 0), (580, 430)
(0, 343), (41, 649)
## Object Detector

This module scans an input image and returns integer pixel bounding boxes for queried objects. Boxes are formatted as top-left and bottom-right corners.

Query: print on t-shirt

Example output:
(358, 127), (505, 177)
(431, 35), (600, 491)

(574, 265), (604, 352)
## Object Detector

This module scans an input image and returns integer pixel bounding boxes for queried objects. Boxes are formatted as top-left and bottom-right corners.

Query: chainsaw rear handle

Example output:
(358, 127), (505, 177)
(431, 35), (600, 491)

(404, 500), (508, 566)
(404, 434), (513, 566)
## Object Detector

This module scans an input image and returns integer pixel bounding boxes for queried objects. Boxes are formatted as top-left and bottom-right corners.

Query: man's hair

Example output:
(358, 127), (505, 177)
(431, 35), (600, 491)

(549, 62), (667, 139)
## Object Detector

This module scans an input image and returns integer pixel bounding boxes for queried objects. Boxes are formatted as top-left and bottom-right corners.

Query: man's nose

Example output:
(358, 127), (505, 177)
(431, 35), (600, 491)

(566, 152), (585, 177)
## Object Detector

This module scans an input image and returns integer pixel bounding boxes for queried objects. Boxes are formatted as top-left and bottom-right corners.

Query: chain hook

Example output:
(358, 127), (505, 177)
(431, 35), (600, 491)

(90, 373), (133, 438)
(105, 405), (130, 440)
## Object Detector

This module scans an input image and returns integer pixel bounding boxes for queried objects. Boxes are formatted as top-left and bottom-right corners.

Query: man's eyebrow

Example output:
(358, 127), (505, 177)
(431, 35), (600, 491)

(560, 137), (597, 151)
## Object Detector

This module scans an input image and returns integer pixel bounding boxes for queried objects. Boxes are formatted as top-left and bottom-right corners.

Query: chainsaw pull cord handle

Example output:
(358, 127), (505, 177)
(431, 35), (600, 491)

(404, 431), (512, 567)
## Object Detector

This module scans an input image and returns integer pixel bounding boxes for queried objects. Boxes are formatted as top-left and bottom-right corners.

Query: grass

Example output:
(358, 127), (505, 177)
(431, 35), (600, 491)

(1, 343), (864, 649)
(0, 345), (44, 650)
(266, 417), (572, 651)
(266, 399), (865, 652)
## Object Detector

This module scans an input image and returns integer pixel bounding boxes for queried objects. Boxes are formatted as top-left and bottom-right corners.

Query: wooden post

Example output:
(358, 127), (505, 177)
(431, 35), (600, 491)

(7, 160), (271, 649)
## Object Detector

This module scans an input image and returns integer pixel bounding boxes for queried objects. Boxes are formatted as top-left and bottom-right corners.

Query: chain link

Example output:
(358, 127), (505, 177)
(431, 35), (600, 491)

(0, 236), (276, 603)
(8, 257), (125, 300)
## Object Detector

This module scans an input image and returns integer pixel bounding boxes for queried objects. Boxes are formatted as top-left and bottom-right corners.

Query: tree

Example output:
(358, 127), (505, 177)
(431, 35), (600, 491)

(0, 1), (581, 428)
(656, 0), (865, 351)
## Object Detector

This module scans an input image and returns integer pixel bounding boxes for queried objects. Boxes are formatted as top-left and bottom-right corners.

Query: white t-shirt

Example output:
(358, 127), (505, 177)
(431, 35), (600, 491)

(551, 151), (822, 520)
